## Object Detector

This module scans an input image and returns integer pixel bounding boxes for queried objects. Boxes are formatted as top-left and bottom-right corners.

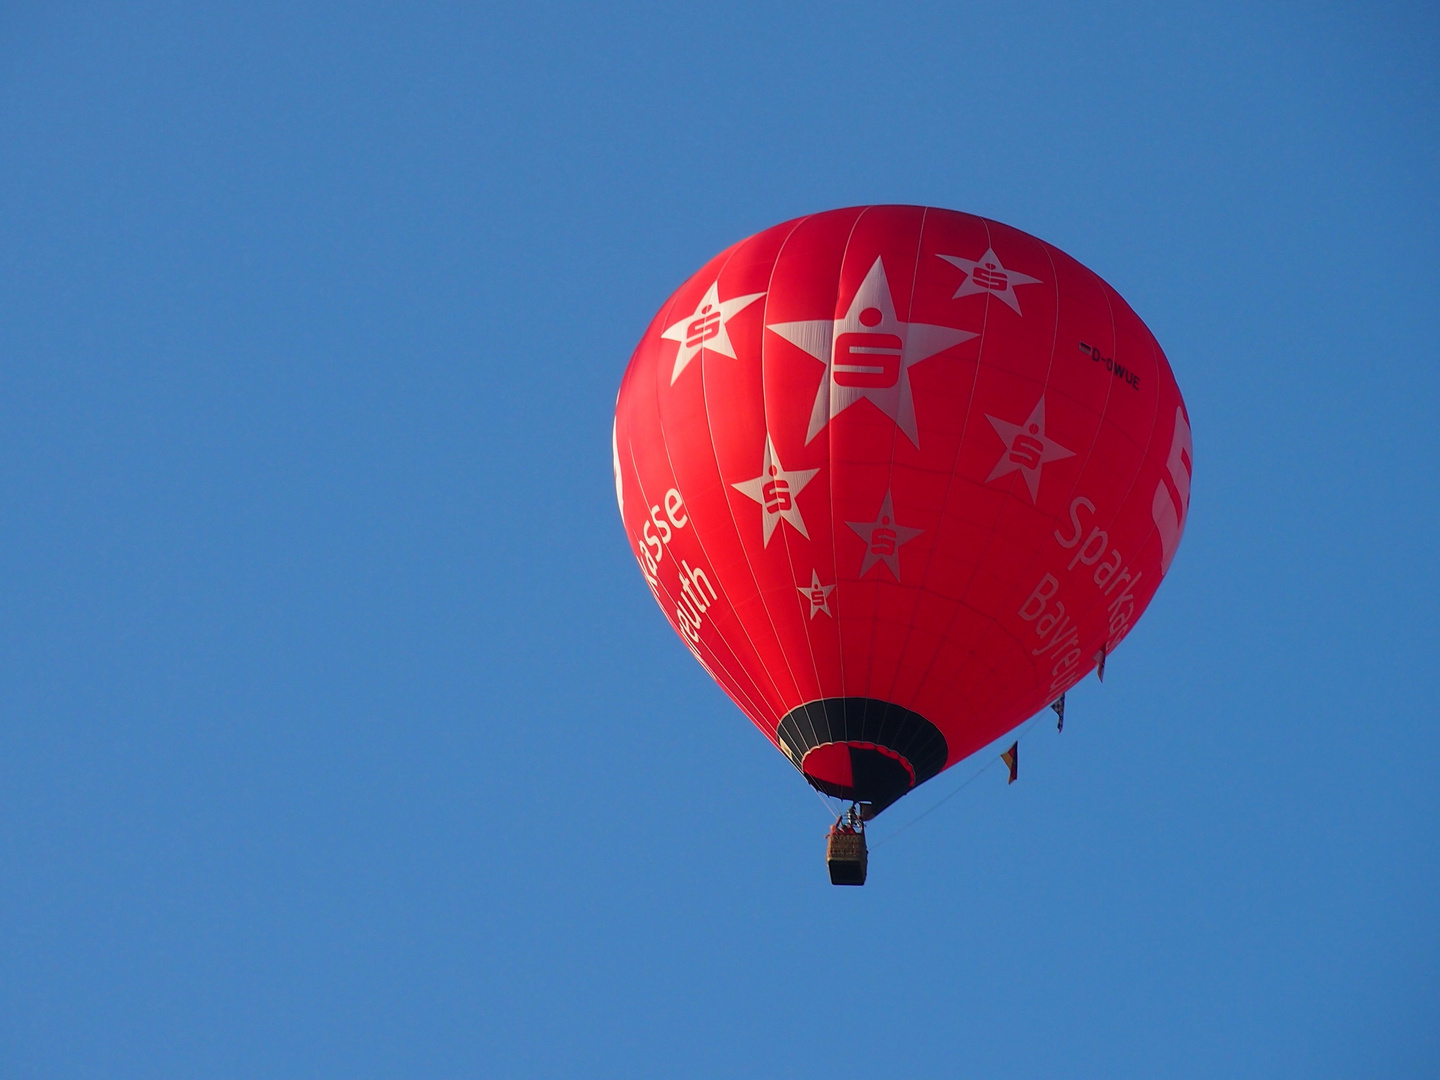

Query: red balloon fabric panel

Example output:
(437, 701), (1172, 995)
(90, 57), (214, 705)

(613, 206), (1191, 810)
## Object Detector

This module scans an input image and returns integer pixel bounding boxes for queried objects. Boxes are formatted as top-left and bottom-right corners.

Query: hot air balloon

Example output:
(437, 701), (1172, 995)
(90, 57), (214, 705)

(612, 206), (1191, 883)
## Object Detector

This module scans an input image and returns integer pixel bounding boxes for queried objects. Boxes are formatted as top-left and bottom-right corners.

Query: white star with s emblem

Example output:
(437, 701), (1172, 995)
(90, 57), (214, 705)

(767, 257), (976, 446)
(731, 436), (820, 546)
(937, 246), (1043, 315)
(797, 569), (836, 619)
(985, 397), (1075, 502)
(846, 490), (923, 581)
(661, 281), (766, 385)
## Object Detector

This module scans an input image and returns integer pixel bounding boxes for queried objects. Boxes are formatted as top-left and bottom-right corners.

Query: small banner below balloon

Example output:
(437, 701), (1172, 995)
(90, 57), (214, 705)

(1002, 742), (1019, 785)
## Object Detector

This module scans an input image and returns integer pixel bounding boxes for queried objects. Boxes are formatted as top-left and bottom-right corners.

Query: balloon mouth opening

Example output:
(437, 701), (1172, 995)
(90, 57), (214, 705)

(801, 742), (916, 806)
(776, 697), (949, 814)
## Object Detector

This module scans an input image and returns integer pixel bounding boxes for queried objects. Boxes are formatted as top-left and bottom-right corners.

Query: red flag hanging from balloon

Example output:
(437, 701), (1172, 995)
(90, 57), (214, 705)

(613, 205), (1191, 814)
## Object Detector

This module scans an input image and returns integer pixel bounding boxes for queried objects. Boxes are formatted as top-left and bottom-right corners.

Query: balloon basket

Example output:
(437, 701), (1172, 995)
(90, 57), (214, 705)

(826, 825), (868, 886)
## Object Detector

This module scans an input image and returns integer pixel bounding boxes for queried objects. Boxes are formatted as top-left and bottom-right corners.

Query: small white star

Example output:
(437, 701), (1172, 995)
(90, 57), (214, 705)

(936, 246), (1043, 315)
(985, 397), (1075, 502)
(731, 436), (820, 546)
(661, 281), (765, 385)
(846, 490), (923, 581)
(766, 257), (976, 446)
(797, 569), (836, 619)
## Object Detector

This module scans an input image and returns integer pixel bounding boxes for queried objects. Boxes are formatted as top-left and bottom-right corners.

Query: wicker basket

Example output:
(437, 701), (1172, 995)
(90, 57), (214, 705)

(826, 830), (868, 886)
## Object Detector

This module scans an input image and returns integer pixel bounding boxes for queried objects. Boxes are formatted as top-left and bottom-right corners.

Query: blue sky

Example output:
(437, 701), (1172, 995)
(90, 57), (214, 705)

(1, 2), (1436, 1076)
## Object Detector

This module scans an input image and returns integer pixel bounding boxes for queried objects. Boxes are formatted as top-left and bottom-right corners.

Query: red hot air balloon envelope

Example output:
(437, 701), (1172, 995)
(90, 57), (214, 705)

(613, 206), (1192, 857)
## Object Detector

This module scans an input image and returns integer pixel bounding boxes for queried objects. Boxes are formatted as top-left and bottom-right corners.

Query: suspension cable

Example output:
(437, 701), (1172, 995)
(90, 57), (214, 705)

(870, 711), (1052, 849)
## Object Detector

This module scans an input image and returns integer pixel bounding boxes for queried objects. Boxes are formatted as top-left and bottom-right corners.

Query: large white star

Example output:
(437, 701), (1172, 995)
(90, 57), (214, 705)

(731, 436), (820, 546)
(797, 569), (836, 619)
(661, 281), (765, 385)
(766, 257), (976, 446)
(985, 397), (1075, 503)
(846, 490), (923, 581)
(936, 246), (1043, 315)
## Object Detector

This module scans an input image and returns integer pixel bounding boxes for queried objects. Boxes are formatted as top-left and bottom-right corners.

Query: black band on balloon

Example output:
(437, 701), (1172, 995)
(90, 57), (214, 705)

(776, 698), (949, 812)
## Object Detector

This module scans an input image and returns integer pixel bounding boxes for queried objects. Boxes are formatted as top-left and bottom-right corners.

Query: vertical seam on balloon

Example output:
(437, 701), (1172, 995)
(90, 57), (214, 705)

(708, 220), (820, 720)
(917, 215), (1026, 740)
(708, 230), (817, 719)
(685, 234), (798, 722)
(900, 213), (1000, 751)
(853, 207), (889, 709)
(872, 206), (931, 714)
(620, 398), (778, 732)
(678, 225), (808, 725)
(642, 242), (791, 726)
(827, 207), (871, 739)
(621, 308), (780, 726)
(764, 215), (832, 722)
(624, 443), (774, 728)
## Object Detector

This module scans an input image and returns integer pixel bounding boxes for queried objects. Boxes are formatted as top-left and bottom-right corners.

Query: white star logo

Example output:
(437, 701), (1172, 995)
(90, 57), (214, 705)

(797, 569), (836, 619)
(937, 246), (1043, 315)
(766, 257), (976, 446)
(985, 397), (1075, 502)
(731, 436), (820, 546)
(661, 281), (766, 385)
(846, 490), (923, 581)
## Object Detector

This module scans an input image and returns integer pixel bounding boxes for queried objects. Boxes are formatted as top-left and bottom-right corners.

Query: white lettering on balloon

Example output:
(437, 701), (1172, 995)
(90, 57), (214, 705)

(1020, 491), (1157, 693)
(632, 488), (721, 645)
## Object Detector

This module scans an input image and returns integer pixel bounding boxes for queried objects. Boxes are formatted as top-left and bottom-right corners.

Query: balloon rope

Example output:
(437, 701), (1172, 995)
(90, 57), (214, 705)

(870, 711), (1051, 849)
(868, 759), (997, 848)
(812, 787), (840, 820)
